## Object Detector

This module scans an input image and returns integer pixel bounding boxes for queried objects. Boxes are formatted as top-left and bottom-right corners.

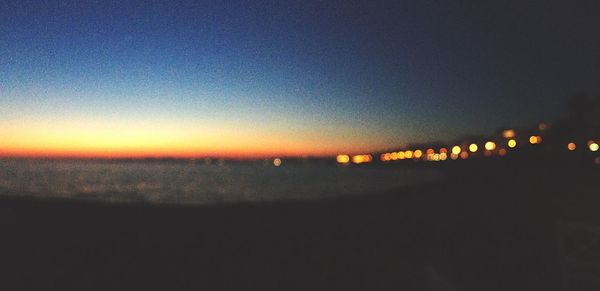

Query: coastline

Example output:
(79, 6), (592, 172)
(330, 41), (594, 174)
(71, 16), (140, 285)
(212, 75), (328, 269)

(0, 161), (597, 290)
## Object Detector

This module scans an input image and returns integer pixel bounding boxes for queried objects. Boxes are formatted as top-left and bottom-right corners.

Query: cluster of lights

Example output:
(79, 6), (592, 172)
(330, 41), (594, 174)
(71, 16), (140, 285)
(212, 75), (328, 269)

(336, 154), (373, 164)
(334, 124), (600, 165)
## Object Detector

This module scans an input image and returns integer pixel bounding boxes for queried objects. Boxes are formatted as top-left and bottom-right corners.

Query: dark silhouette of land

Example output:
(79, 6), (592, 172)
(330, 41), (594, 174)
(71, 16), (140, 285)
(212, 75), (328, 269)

(0, 158), (598, 291)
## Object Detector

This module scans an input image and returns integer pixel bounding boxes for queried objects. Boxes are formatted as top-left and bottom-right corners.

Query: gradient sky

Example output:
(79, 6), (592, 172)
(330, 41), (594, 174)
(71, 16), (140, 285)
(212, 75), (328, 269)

(1, 0), (600, 157)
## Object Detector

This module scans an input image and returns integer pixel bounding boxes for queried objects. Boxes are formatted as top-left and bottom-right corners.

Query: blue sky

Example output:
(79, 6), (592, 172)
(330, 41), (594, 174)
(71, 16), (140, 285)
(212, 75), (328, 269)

(1, 0), (600, 156)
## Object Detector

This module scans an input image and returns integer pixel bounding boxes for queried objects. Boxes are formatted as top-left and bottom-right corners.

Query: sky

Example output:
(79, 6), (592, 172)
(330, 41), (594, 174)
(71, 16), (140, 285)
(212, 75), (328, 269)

(1, 0), (600, 158)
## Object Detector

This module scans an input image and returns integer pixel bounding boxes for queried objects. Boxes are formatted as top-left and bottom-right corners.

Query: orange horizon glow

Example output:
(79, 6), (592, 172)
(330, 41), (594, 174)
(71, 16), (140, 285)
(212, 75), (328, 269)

(0, 119), (388, 159)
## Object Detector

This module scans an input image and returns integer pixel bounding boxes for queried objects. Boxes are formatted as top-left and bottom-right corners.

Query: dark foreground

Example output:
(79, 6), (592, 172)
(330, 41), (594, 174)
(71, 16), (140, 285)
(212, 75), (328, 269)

(1, 160), (598, 290)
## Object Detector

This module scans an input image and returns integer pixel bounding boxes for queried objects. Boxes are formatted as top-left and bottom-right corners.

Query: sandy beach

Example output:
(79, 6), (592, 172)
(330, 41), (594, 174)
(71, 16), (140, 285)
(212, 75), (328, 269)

(0, 160), (597, 290)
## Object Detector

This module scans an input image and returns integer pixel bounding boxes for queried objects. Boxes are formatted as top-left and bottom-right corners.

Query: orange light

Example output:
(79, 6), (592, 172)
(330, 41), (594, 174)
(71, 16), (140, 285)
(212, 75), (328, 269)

(469, 143), (478, 153)
(484, 141), (496, 151)
(273, 158), (282, 166)
(439, 153), (447, 160)
(484, 150), (492, 157)
(451, 146), (461, 155)
(439, 148), (448, 154)
(413, 150), (423, 158)
(502, 129), (515, 138)
(450, 153), (459, 160)
(426, 148), (435, 155)
(391, 152), (398, 160)
(529, 135), (542, 144)
(352, 154), (372, 164)
(567, 142), (576, 151)
(498, 148), (507, 156)
(507, 139), (517, 148)
(336, 154), (350, 164)
(460, 151), (469, 159)
(538, 122), (547, 131)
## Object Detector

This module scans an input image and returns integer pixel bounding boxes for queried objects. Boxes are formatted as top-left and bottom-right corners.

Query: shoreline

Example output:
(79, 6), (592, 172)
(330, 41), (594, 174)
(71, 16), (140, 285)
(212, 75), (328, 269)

(0, 161), (598, 290)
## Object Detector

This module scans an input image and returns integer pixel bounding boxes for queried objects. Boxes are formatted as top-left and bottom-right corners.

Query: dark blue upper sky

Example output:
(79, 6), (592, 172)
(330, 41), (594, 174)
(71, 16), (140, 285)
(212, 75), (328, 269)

(2, 0), (600, 155)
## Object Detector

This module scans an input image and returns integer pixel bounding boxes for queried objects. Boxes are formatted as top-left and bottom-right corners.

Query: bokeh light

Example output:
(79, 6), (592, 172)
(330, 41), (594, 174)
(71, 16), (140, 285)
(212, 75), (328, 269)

(451, 146), (461, 155)
(502, 129), (515, 138)
(337, 154), (350, 164)
(484, 141), (496, 151)
(414, 150), (423, 158)
(589, 141), (599, 152)
(469, 143), (478, 153)
(507, 139), (517, 148)
(273, 158), (282, 166)
(567, 142), (576, 151)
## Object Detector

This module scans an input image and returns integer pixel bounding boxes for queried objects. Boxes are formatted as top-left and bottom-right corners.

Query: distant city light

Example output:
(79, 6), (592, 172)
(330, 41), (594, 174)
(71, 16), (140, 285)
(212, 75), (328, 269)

(450, 153), (459, 160)
(451, 146), (461, 155)
(460, 151), (469, 159)
(273, 158), (282, 166)
(502, 129), (515, 138)
(484, 150), (492, 157)
(484, 141), (496, 151)
(595, 157), (600, 165)
(469, 143), (478, 153)
(426, 148), (435, 155)
(498, 148), (507, 156)
(567, 142), (576, 151)
(439, 153), (447, 160)
(529, 135), (542, 144)
(439, 148), (448, 154)
(391, 152), (398, 160)
(538, 122), (547, 131)
(507, 139), (517, 148)
(336, 155), (350, 164)
(589, 141), (599, 152)
(405, 150), (413, 159)
(352, 154), (372, 164)
(398, 151), (405, 159)
(414, 150), (423, 158)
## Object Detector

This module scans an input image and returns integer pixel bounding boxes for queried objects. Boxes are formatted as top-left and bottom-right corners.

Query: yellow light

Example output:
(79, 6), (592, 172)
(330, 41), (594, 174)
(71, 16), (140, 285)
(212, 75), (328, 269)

(432, 153), (440, 161)
(590, 142), (599, 152)
(507, 139), (517, 148)
(567, 142), (576, 151)
(498, 148), (507, 156)
(273, 158), (282, 166)
(398, 151), (405, 159)
(336, 154), (350, 164)
(484, 141), (496, 151)
(451, 145), (461, 155)
(405, 150), (413, 159)
(460, 151), (469, 159)
(391, 152), (398, 160)
(413, 150), (423, 158)
(439, 148), (448, 154)
(469, 143), (478, 153)
(502, 129), (515, 138)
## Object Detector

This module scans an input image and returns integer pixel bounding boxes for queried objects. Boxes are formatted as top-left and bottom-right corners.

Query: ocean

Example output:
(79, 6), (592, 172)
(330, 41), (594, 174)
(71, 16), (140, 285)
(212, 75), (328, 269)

(0, 159), (443, 205)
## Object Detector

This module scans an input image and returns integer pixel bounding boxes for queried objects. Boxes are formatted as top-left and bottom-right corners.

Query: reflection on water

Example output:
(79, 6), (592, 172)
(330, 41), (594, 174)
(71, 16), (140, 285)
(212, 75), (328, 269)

(0, 159), (443, 205)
